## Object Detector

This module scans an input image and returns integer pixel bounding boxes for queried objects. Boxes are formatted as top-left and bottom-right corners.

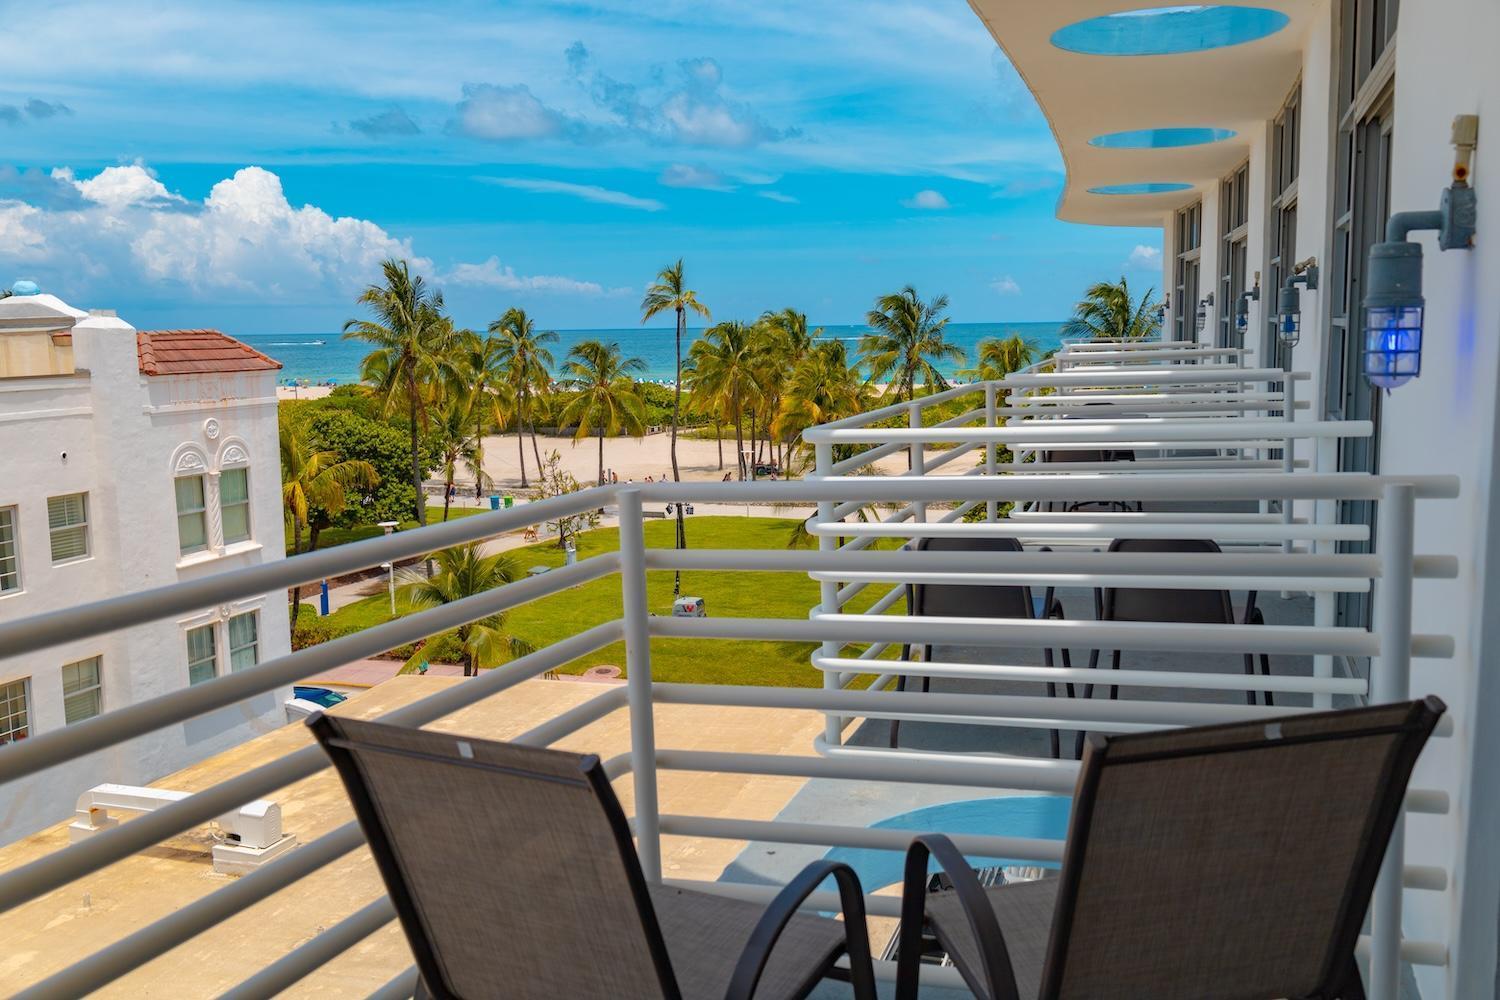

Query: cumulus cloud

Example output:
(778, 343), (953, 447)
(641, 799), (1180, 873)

(1127, 244), (1162, 269)
(758, 190), (798, 204)
(25, 99), (72, 119)
(478, 175), (664, 211)
(348, 106), (420, 137)
(452, 82), (586, 141)
(446, 256), (626, 296)
(0, 106), (19, 126)
(902, 189), (949, 210)
(0, 163), (427, 301)
(990, 275), (1021, 295)
(658, 164), (732, 191)
(565, 42), (798, 149)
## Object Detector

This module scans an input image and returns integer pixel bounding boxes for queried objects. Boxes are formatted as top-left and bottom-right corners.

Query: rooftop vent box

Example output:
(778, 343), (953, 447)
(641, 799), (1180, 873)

(672, 596), (706, 618)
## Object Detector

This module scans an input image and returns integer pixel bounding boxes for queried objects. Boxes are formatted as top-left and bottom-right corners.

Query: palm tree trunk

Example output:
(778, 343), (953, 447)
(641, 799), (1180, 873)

(598, 430), (605, 486)
(408, 386), (426, 525)
(529, 421), (544, 475)
(715, 418), (724, 469)
(671, 307), (685, 597)
(288, 519), (304, 642)
(443, 470), (454, 521)
(733, 390), (746, 480)
(516, 422), (527, 488)
(475, 408), (485, 499)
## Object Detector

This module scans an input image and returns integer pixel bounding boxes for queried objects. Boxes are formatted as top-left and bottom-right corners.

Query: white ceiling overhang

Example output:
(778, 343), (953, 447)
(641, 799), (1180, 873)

(967, 1), (1313, 227)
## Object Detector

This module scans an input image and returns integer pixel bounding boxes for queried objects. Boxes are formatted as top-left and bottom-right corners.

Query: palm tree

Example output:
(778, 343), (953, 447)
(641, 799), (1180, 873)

(685, 321), (762, 480)
(343, 259), (459, 525)
(860, 286), (965, 405)
(1060, 277), (1163, 341)
(455, 330), (514, 499)
(642, 261), (711, 597)
(430, 390), (489, 521)
(397, 545), (535, 676)
(281, 415), (378, 638)
(557, 340), (647, 486)
(958, 333), (1039, 382)
(775, 339), (868, 449)
(488, 307), (558, 488)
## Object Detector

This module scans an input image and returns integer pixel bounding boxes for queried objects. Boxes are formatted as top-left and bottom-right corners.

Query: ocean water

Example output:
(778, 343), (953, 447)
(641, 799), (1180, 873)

(242, 321), (1067, 386)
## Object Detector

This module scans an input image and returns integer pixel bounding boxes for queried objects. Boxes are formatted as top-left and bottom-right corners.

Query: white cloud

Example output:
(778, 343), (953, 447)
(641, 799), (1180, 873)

(758, 190), (798, 204)
(990, 275), (1021, 295)
(452, 83), (578, 141)
(658, 164), (732, 191)
(0, 164), (427, 300)
(902, 189), (949, 210)
(478, 176), (665, 211)
(446, 256), (626, 296)
(1127, 244), (1162, 269)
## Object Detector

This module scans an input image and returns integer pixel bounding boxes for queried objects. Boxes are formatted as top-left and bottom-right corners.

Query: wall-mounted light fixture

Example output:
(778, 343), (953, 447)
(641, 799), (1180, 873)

(1155, 294), (1169, 326)
(1277, 260), (1318, 348)
(1236, 273), (1261, 338)
(1362, 114), (1479, 389)
(1196, 291), (1214, 334)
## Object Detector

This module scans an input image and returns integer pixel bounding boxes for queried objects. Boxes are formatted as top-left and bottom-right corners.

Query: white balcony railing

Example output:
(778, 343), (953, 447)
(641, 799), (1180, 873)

(0, 348), (1463, 998)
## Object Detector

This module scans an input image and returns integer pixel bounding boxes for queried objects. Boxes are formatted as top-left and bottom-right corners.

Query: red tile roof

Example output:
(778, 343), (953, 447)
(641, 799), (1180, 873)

(136, 329), (283, 377)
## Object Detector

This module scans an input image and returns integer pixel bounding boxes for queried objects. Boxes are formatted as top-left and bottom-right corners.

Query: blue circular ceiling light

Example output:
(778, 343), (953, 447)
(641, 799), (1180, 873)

(1089, 126), (1237, 149)
(1088, 182), (1195, 195)
(1052, 6), (1290, 57)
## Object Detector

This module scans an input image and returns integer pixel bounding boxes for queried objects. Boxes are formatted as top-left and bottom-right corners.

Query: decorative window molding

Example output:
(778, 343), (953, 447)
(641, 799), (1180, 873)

(170, 443), (211, 477)
(217, 437), (251, 470)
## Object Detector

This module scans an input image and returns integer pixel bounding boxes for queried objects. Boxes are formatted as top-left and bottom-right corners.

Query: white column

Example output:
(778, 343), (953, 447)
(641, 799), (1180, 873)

(616, 488), (661, 882)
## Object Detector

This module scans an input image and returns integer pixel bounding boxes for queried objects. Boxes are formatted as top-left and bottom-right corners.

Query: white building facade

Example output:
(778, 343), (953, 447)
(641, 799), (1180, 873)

(0, 290), (291, 844)
(970, 1), (1500, 995)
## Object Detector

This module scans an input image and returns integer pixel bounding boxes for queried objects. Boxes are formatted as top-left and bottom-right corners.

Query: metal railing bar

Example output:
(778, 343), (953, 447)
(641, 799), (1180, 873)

(216, 896), (396, 1000)
(0, 622), (621, 913)
(636, 474), (1462, 503)
(806, 521), (1369, 543)
(13, 823), (365, 1000)
(369, 967), (420, 1000)
(1001, 368), (1312, 386)
(818, 571), (1368, 592)
(652, 613), (1453, 659)
(0, 487), (612, 660)
(657, 815), (1064, 863)
(810, 383), (985, 432)
(917, 440), (983, 473)
(805, 419), (1370, 446)
(809, 656), (1371, 695)
(0, 555), (620, 782)
(650, 682), (1325, 730)
(654, 747), (1080, 794)
(827, 439), (907, 476)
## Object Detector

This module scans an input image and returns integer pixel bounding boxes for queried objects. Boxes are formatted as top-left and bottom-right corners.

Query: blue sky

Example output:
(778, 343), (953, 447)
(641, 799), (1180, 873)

(0, 0), (1163, 333)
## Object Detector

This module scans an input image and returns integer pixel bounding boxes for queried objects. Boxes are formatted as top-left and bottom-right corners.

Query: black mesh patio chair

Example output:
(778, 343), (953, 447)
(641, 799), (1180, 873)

(893, 697), (1446, 1000)
(1038, 446), (1141, 514)
(308, 713), (877, 1000)
(891, 536), (1070, 758)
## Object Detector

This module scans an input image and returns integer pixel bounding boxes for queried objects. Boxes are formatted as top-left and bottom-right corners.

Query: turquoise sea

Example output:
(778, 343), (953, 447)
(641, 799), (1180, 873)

(242, 321), (1067, 386)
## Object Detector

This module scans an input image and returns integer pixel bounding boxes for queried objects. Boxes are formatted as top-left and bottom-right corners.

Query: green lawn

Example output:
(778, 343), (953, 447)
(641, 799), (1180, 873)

(306, 516), (901, 687)
(286, 504), (489, 557)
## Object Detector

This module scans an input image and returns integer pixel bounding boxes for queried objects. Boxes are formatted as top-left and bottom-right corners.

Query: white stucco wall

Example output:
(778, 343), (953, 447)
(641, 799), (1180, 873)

(0, 301), (291, 844)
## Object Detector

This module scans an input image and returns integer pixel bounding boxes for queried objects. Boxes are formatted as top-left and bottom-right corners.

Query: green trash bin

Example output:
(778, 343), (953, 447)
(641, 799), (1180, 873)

(503, 495), (514, 509)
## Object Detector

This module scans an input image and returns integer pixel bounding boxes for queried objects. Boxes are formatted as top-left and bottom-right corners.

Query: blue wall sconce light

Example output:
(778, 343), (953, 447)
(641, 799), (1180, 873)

(1277, 260), (1318, 348)
(1155, 294), (1169, 327)
(1196, 292), (1214, 335)
(1236, 273), (1261, 339)
(1362, 114), (1479, 389)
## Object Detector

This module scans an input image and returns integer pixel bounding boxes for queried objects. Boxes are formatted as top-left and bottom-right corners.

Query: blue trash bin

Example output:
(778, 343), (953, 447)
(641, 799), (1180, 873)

(489, 495), (500, 510)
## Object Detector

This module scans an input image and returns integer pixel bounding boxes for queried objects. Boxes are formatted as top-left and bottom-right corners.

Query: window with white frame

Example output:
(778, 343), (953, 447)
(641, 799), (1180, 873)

(1218, 162), (1250, 350)
(187, 624), (218, 685)
(1173, 202), (1203, 342)
(47, 493), (89, 562)
(175, 475), (209, 555)
(0, 506), (19, 594)
(61, 656), (103, 724)
(228, 612), (259, 672)
(220, 468), (251, 545)
(0, 678), (30, 744)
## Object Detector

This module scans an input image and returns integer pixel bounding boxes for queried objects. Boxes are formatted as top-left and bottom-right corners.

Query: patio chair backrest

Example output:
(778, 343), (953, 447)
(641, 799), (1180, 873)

(1039, 697), (1445, 1000)
(309, 713), (679, 1000)
(1102, 537), (1234, 624)
(908, 536), (1033, 620)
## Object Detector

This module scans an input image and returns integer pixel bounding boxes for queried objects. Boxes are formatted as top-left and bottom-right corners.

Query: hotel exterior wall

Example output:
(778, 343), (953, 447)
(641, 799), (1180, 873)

(0, 308), (290, 845)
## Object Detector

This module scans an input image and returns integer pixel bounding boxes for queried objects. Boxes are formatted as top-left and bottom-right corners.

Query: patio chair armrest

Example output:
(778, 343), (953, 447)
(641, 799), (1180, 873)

(725, 859), (877, 1000)
(895, 834), (1021, 1000)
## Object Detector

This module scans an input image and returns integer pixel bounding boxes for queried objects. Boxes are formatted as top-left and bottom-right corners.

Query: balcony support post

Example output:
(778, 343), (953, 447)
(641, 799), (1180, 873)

(617, 488), (662, 882)
(813, 442), (844, 746)
(909, 402), (926, 525)
(985, 382), (998, 522)
(1370, 482), (1416, 1000)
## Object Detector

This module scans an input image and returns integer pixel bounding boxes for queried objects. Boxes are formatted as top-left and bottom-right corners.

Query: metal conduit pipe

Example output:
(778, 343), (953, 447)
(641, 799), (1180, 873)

(658, 815), (1064, 864)
(804, 419), (1370, 446)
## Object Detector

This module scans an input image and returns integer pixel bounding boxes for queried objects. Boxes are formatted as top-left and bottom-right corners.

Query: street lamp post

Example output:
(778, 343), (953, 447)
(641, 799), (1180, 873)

(378, 521), (400, 616)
